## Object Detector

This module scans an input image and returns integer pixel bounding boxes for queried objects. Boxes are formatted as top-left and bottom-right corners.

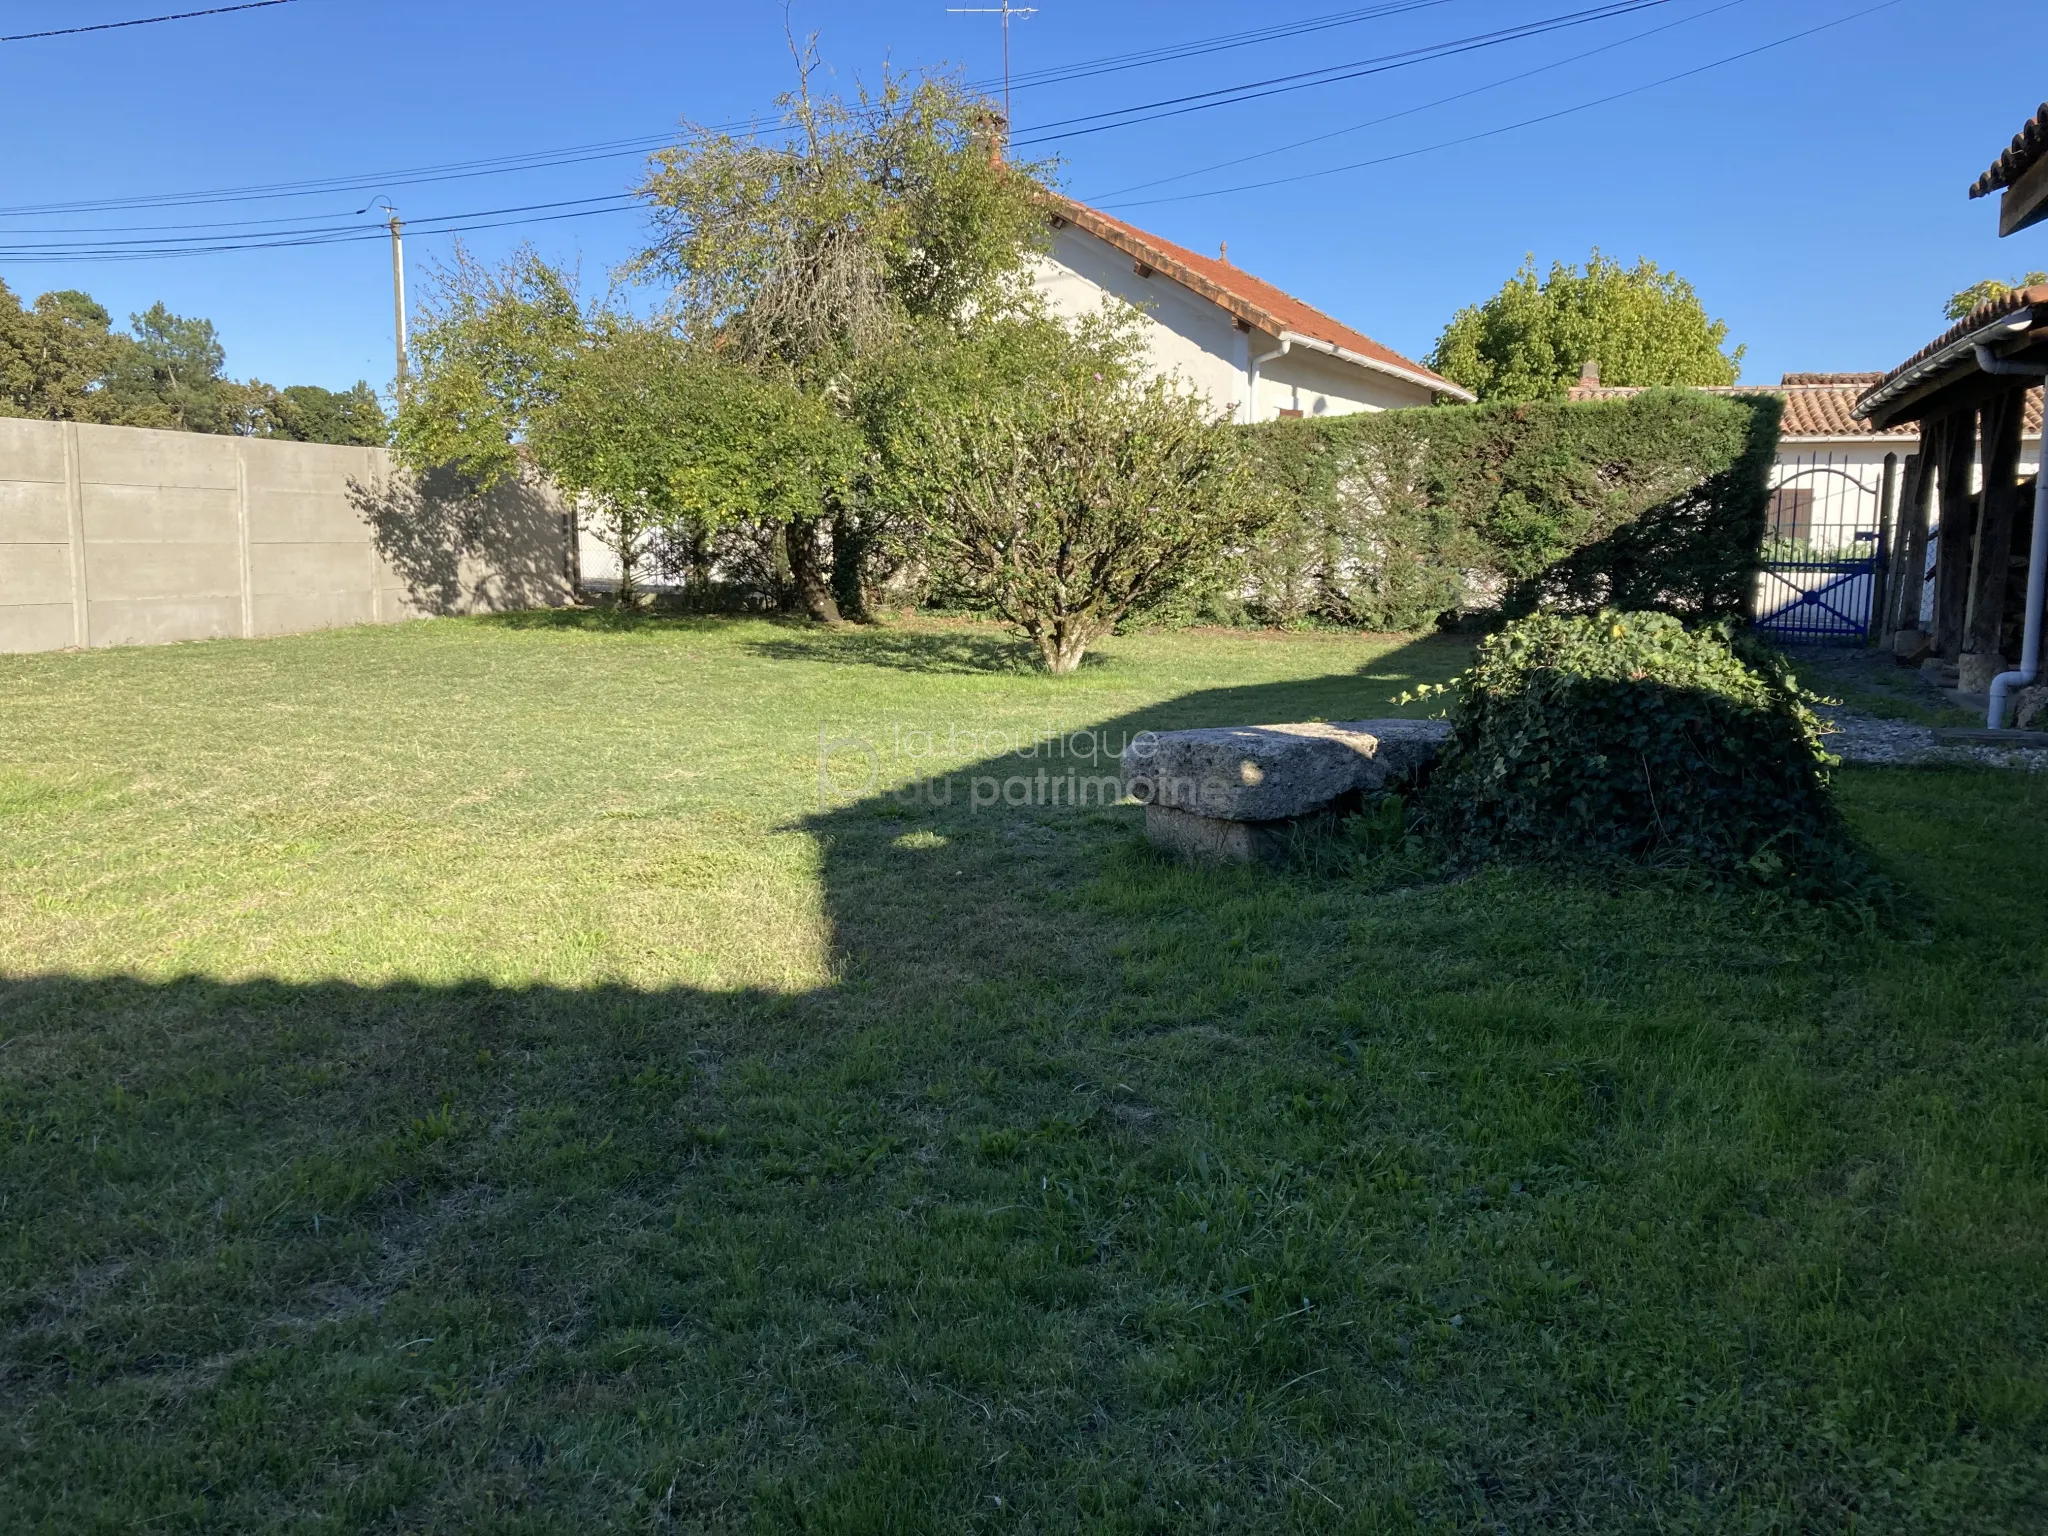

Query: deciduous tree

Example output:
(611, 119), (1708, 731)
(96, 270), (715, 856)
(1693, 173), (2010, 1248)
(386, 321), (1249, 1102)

(535, 322), (864, 609)
(1, 279), (385, 442)
(1946, 272), (2048, 321)
(0, 283), (126, 421)
(391, 247), (585, 488)
(630, 42), (1051, 619)
(395, 53), (1068, 620)
(264, 382), (388, 446)
(1430, 252), (1743, 404)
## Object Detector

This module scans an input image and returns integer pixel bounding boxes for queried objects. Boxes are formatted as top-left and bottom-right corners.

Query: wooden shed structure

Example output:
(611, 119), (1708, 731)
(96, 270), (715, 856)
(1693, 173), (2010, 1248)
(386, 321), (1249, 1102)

(1856, 102), (2048, 727)
(1970, 101), (2048, 237)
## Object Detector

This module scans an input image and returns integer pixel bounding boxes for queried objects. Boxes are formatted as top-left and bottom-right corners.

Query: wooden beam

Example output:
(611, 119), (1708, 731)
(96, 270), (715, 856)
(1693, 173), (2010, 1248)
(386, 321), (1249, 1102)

(1999, 150), (2048, 237)
(1965, 387), (2028, 660)
(1933, 413), (1977, 659)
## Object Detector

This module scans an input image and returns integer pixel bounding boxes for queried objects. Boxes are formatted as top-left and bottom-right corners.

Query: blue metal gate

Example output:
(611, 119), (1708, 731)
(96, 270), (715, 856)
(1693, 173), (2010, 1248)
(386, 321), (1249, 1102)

(1752, 453), (1886, 643)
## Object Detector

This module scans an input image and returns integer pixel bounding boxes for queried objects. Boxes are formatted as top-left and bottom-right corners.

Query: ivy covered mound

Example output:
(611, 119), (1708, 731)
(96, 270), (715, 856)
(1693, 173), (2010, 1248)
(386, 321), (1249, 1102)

(1422, 610), (1849, 887)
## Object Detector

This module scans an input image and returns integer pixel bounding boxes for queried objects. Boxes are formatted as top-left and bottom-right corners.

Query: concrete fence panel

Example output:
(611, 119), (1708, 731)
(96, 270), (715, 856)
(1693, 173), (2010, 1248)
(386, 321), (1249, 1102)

(0, 419), (574, 654)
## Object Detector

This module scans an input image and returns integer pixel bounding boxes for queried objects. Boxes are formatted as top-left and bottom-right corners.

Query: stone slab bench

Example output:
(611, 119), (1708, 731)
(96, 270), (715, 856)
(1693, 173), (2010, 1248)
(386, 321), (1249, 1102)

(1119, 718), (1451, 864)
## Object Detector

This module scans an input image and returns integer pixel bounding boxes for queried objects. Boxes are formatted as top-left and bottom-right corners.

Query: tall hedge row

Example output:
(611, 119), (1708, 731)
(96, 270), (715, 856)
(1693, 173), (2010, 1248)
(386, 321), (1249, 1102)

(1234, 389), (1782, 632)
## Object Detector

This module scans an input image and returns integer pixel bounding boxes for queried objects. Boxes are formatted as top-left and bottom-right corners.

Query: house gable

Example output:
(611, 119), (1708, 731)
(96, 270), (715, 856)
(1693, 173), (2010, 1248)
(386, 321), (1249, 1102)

(1030, 197), (1469, 422)
(1033, 221), (1254, 417)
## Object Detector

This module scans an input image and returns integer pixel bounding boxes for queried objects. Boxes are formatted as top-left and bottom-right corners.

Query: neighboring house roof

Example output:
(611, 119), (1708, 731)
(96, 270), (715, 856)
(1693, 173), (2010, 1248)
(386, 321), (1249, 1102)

(1970, 102), (2048, 199)
(1854, 284), (2048, 428)
(1046, 195), (1475, 402)
(1570, 373), (1887, 437)
(1569, 369), (2043, 440)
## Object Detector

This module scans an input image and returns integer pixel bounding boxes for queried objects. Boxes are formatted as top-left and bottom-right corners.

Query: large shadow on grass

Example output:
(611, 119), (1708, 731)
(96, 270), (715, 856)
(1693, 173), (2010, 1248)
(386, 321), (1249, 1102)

(0, 632), (1466, 1512)
(473, 609), (1058, 676)
(0, 635), (1477, 1502)
(10, 628), (2031, 1530)
(743, 625), (1055, 675)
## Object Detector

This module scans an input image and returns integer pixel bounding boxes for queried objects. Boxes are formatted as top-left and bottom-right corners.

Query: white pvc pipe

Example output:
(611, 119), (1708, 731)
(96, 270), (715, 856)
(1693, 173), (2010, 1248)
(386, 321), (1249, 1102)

(1248, 337), (1290, 424)
(1988, 468), (2048, 728)
(1972, 344), (2048, 729)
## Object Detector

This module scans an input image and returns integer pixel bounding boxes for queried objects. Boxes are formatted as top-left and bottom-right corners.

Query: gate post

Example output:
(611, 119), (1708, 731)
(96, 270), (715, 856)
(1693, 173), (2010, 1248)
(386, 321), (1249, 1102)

(1869, 451), (1899, 646)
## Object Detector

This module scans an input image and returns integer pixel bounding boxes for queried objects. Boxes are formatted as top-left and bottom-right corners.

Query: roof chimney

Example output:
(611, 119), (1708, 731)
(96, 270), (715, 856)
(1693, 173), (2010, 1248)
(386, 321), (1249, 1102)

(1219, 240), (1229, 264)
(1578, 357), (1600, 387)
(974, 108), (1007, 168)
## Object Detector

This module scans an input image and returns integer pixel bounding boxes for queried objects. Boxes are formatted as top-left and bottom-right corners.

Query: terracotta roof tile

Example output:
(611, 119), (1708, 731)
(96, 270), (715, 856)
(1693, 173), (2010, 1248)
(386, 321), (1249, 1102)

(1970, 102), (2048, 199)
(1046, 195), (1473, 402)
(1778, 384), (1919, 437)
(1855, 284), (2048, 423)
(1566, 373), (2042, 439)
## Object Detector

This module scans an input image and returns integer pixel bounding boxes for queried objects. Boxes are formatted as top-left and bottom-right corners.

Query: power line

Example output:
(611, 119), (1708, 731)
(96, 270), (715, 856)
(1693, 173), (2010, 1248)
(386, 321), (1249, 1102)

(0, 0), (1677, 263)
(1087, 0), (1752, 201)
(0, 133), (685, 221)
(0, 205), (455, 236)
(1, 0), (294, 44)
(0, 0), (1479, 221)
(0, 194), (642, 261)
(0, 202), (640, 264)
(1001, 0), (1462, 90)
(1010, 0), (1665, 146)
(0, 0), (1878, 265)
(1095, 0), (1909, 210)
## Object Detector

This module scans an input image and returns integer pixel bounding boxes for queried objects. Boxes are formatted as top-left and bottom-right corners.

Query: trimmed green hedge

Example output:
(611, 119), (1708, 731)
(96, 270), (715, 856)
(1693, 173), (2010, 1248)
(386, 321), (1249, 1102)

(1235, 389), (1782, 632)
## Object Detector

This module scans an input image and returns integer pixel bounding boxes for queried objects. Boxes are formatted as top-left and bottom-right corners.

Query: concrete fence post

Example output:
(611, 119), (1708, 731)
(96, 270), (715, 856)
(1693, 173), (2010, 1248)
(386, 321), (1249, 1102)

(62, 422), (89, 650)
(235, 441), (255, 640)
(367, 448), (385, 625)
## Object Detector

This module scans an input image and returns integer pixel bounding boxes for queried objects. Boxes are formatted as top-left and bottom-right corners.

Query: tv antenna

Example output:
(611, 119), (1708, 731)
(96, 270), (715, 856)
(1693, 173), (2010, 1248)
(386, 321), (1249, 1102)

(946, 1), (1037, 133)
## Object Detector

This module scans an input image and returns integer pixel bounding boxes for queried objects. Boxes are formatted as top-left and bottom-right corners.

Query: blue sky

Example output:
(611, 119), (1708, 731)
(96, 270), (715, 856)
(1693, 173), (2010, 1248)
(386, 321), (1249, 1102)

(1, 0), (2038, 395)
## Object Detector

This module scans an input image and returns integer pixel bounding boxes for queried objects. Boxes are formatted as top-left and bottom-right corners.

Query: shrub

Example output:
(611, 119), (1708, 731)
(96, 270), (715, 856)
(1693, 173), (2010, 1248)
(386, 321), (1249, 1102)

(1238, 390), (1780, 632)
(1418, 610), (1851, 888)
(888, 371), (1261, 673)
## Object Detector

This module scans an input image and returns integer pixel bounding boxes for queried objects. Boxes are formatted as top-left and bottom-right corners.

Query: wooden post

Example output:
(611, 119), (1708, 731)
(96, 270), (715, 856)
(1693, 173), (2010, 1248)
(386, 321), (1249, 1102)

(1933, 410), (1978, 659)
(1965, 386), (2027, 661)
(1887, 449), (1930, 637)
(1869, 450), (1899, 645)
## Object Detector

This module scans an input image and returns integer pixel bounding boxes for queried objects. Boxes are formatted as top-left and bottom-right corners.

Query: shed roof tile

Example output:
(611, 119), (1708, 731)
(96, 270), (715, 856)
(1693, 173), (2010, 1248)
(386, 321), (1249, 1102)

(1970, 102), (2048, 199)
(1854, 285), (2048, 424)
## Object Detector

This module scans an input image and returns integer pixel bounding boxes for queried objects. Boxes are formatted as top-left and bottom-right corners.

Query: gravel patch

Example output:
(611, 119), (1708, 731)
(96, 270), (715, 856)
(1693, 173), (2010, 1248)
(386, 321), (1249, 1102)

(1820, 712), (2048, 771)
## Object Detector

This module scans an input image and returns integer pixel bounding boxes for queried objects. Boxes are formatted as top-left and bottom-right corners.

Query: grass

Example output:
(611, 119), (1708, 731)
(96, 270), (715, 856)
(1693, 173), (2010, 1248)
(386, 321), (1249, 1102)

(2, 613), (2044, 1533)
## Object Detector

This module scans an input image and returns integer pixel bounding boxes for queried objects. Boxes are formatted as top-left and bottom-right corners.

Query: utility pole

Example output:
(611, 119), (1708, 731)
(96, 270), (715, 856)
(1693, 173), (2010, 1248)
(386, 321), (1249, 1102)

(946, 0), (1037, 136)
(386, 207), (407, 395)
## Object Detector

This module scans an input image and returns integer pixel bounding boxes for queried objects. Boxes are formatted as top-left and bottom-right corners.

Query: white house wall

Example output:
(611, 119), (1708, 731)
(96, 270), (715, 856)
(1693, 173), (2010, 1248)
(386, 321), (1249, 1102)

(1031, 227), (1247, 416)
(1029, 225), (1434, 423)
(1258, 345), (1430, 419)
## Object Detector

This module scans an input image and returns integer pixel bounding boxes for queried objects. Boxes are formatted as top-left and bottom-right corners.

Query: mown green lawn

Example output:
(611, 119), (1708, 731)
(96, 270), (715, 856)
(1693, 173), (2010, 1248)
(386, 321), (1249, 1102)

(2, 614), (2043, 1533)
